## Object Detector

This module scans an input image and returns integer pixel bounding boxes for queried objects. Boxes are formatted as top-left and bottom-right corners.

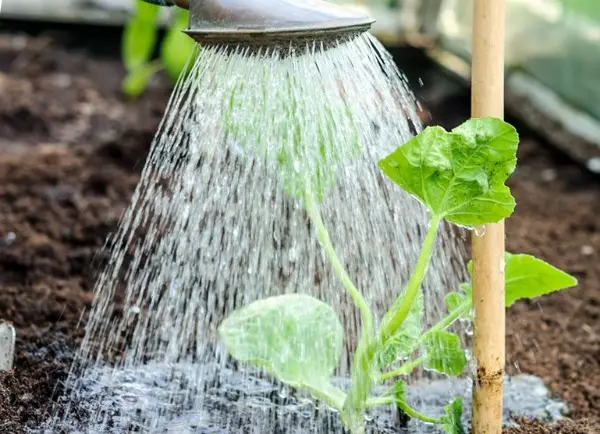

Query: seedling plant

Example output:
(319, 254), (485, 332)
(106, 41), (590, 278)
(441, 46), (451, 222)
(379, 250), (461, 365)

(121, 0), (195, 97)
(218, 117), (577, 433)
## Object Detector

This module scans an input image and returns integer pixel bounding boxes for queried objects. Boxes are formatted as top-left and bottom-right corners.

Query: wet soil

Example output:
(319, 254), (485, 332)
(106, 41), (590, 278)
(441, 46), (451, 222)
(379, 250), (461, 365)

(0, 31), (598, 434)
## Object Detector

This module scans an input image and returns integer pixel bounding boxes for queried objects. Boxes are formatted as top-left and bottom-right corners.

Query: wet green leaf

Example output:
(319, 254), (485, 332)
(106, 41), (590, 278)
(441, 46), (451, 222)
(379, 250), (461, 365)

(423, 331), (467, 376)
(503, 253), (578, 307)
(378, 117), (519, 226)
(122, 61), (163, 97)
(160, 9), (196, 81)
(378, 292), (423, 368)
(122, 0), (160, 71)
(224, 74), (361, 204)
(440, 398), (465, 434)
(276, 104), (361, 204)
(219, 294), (344, 396)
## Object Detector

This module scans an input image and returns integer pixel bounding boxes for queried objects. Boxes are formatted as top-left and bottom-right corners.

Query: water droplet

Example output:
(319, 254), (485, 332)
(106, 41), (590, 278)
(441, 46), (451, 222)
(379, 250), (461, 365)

(474, 225), (486, 237)
(247, 267), (253, 275)
(288, 247), (299, 262)
(128, 306), (141, 315)
(465, 324), (473, 336)
(278, 386), (290, 399)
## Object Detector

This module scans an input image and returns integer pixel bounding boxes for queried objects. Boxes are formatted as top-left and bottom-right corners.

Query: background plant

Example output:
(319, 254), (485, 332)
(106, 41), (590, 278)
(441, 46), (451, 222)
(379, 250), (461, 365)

(121, 0), (196, 97)
(217, 118), (578, 434)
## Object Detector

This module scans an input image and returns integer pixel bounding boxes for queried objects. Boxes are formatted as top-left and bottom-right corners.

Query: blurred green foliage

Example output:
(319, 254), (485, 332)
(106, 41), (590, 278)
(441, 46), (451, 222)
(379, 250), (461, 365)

(122, 0), (196, 97)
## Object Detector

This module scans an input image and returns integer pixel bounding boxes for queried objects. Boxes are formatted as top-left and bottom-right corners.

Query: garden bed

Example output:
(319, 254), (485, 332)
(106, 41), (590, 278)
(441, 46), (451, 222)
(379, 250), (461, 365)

(0, 30), (598, 434)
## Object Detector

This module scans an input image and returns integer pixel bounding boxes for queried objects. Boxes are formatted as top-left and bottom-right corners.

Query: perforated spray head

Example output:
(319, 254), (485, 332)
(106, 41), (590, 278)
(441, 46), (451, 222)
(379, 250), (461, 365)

(141, 0), (374, 47)
(185, 0), (374, 46)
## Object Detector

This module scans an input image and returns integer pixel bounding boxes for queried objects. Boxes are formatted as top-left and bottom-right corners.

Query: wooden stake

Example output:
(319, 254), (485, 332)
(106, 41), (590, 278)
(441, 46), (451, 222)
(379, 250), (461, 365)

(471, 0), (506, 433)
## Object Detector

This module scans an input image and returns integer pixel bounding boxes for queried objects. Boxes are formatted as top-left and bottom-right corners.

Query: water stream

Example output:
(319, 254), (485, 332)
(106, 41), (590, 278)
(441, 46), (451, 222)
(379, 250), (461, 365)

(46, 33), (468, 433)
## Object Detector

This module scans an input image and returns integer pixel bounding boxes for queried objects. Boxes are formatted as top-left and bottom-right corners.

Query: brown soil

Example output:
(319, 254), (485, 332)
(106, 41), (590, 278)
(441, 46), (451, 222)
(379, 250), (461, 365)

(0, 32), (598, 434)
(0, 32), (171, 432)
(504, 139), (600, 432)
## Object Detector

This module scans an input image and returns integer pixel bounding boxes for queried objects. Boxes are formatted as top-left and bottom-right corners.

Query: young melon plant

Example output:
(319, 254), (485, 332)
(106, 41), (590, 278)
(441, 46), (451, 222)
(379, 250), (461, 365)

(218, 117), (578, 433)
(121, 0), (195, 97)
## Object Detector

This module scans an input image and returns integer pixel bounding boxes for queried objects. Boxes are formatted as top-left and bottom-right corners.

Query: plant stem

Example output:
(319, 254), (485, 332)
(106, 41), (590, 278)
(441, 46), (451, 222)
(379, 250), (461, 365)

(364, 396), (395, 408)
(380, 217), (441, 342)
(303, 186), (373, 434)
(395, 401), (441, 425)
(380, 354), (429, 381)
(303, 188), (374, 337)
(343, 216), (441, 426)
(416, 300), (471, 348)
(365, 397), (440, 425)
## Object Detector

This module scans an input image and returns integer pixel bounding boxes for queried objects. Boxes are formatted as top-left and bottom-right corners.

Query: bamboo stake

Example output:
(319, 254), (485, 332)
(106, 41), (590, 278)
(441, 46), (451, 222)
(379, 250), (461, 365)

(470, 0), (506, 433)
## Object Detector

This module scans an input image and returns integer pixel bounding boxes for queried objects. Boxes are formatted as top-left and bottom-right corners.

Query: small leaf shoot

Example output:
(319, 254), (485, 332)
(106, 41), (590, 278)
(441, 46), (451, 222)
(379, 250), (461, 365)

(121, 1), (197, 96)
(160, 8), (196, 81)
(122, 60), (163, 97)
(122, 0), (160, 72)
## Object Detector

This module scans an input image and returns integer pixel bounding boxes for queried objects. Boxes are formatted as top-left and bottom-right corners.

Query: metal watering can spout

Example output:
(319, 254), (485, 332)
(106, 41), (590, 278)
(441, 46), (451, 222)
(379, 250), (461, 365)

(141, 0), (374, 47)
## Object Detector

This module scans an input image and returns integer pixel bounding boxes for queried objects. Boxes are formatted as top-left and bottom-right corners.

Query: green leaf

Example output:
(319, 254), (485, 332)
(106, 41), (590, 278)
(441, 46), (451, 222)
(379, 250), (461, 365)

(440, 398), (465, 434)
(218, 294), (344, 399)
(223, 73), (361, 205)
(423, 331), (467, 376)
(504, 253), (578, 307)
(465, 253), (577, 307)
(276, 104), (361, 203)
(160, 9), (196, 81)
(122, 0), (160, 71)
(122, 61), (163, 97)
(378, 292), (423, 368)
(378, 117), (519, 226)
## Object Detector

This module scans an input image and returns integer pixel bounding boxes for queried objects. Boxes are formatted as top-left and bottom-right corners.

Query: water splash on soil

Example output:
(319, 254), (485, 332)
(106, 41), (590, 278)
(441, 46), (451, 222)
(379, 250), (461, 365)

(49, 33), (468, 432)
